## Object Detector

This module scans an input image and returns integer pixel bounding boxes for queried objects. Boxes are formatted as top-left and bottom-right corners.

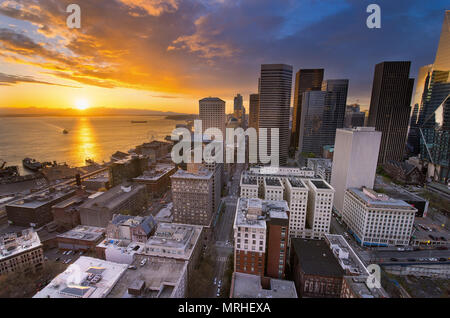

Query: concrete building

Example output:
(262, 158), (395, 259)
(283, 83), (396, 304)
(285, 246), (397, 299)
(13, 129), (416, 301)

(108, 154), (148, 188)
(51, 193), (89, 230)
(367, 61), (414, 164)
(79, 184), (148, 228)
(240, 167), (334, 240)
(199, 97), (226, 138)
(134, 140), (172, 163)
(330, 127), (382, 214)
(34, 256), (128, 298)
(6, 185), (77, 227)
(106, 214), (157, 243)
(258, 64), (293, 165)
(230, 272), (297, 298)
(0, 228), (43, 275)
(132, 163), (176, 198)
(107, 256), (188, 298)
(233, 198), (289, 278)
(171, 165), (214, 227)
(290, 238), (344, 298)
(342, 187), (417, 246)
(56, 225), (105, 251)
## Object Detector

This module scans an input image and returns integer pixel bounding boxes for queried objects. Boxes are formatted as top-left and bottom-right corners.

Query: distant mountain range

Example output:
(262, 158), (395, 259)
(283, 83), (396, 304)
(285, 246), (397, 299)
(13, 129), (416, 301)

(0, 107), (193, 117)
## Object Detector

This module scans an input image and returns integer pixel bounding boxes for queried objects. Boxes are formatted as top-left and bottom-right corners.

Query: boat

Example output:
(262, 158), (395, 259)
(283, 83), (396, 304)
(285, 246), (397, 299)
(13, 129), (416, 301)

(0, 161), (19, 179)
(85, 158), (95, 165)
(22, 158), (43, 172)
(62, 129), (69, 134)
(131, 120), (148, 124)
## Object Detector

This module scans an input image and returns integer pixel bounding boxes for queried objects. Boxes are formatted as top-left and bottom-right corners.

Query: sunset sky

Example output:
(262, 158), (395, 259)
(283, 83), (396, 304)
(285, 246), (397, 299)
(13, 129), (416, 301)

(0, 0), (448, 114)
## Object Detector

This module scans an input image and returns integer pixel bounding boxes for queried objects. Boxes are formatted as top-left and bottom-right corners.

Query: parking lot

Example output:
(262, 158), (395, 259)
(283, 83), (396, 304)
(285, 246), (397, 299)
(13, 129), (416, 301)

(44, 247), (84, 265)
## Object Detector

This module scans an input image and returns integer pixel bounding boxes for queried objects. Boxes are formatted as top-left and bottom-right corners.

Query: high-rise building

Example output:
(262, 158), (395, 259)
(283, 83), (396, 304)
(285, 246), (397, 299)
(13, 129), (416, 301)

(258, 64), (293, 165)
(330, 127), (382, 214)
(248, 93), (259, 130)
(291, 69), (324, 151)
(233, 198), (289, 278)
(234, 93), (243, 111)
(416, 11), (450, 183)
(367, 61), (414, 164)
(171, 164), (214, 227)
(239, 167), (334, 241)
(297, 79), (349, 157)
(342, 187), (416, 247)
(199, 97), (226, 139)
(320, 79), (349, 148)
(345, 104), (365, 128)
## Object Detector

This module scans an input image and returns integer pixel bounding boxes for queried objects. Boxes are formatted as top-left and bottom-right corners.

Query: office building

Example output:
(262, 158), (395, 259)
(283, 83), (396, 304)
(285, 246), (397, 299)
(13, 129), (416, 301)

(230, 272), (297, 298)
(51, 192), (90, 230)
(109, 154), (148, 187)
(6, 185), (77, 227)
(342, 187), (417, 246)
(307, 158), (332, 183)
(233, 198), (289, 278)
(291, 69), (324, 151)
(0, 228), (43, 275)
(417, 11), (450, 183)
(258, 64), (293, 165)
(132, 163), (176, 198)
(79, 184), (148, 227)
(367, 61), (414, 164)
(290, 238), (344, 298)
(240, 167), (334, 240)
(199, 97), (226, 139)
(330, 127), (382, 214)
(248, 93), (260, 130)
(345, 104), (366, 128)
(171, 165), (214, 227)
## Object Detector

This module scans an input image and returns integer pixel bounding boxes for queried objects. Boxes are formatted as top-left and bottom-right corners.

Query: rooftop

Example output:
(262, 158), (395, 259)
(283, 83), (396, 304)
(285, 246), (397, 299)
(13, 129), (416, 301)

(34, 256), (128, 298)
(7, 186), (76, 209)
(199, 97), (225, 103)
(288, 177), (306, 188)
(79, 184), (146, 211)
(57, 225), (105, 242)
(171, 167), (213, 180)
(265, 178), (281, 187)
(325, 234), (369, 276)
(0, 228), (42, 260)
(133, 164), (175, 181)
(343, 276), (388, 298)
(348, 187), (416, 209)
(241, 176), (257, 185)
(232, 273), (297, 298)
(234, 198), (288, 229)
(310, 179), (331, 190)
(107, 256), (188, 298)
(291, 238), (344, 277)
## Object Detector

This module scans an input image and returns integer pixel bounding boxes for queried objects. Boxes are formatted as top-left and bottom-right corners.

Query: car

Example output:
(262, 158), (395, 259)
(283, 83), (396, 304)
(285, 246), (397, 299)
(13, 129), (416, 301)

(438, 258), (447, 262)
(65, 259), (72, 264)
(128, 265), (137, 270)
(213, 278), (217, 285)
(407, 258), (416, 262)
(390, 258), (398, 262)
(140, 258), (147, 267)
(55, 257), (60, 261)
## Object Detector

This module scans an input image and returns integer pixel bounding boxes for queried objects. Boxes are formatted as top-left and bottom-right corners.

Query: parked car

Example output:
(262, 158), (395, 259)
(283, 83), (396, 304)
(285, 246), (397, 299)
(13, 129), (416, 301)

(128, 265), (137, 270)
(390, 258), (398, 262)
(438, 258), (447, 262)
(407, 258), (416, 262)
(140, 258), (147, 267)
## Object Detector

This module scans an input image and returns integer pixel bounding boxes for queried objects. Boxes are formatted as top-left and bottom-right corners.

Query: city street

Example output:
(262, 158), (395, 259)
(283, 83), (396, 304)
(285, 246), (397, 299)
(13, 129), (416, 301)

(209, 164), (244, 297)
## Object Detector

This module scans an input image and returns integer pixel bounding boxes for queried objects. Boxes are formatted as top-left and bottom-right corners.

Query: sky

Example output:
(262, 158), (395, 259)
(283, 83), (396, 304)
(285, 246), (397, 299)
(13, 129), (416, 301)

(0, 0), (448, 114)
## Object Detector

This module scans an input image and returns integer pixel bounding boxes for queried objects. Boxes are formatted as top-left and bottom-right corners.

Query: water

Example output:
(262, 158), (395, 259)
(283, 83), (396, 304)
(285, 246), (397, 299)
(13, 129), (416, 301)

(0, 116), (182, 174)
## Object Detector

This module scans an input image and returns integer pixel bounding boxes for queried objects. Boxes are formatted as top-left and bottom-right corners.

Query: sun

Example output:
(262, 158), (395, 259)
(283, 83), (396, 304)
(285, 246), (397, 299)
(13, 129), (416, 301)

(75, 98), (90, 111)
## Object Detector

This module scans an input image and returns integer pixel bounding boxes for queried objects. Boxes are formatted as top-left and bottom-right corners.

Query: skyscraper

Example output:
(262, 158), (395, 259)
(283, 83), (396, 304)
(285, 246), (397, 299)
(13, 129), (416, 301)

(417, 11), (450, 183)
(291, 69), (324, 151)
(199, 97), (226, 139)
(258, 64), (293, 165)
(297, 79), (348, 157)
(234, 93), (243, 111)
(367, 61), (414, 164)
(330, 127), (382, 214)
(320, 79), (349, 148)
(248, 93), (259, 130)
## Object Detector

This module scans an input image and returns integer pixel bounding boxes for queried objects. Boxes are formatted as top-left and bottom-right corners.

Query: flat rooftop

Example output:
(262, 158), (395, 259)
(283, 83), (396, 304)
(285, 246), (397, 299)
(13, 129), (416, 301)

(107, 256), (187, 298)
(343, 276), (388, 298)
(0, 228), (41, 260)
(310, 180), (331, 190)
(265, 178), (281, 187)
(325, 234), (369, 276)
(7, 186), (76, 209)
(34, 256), (128, 298)
(133, 164), (175, 181)
(57, 225), (105, 242)
(232, 273), (297, 298)
(348, 188), (416, 209)
(234, 198), (288, 229)
(291, 238), (344, 277)
(241, 176), (257, 185)
(170, 168), (213, 180)
(79, 184), (146, 211)
(288, 177), (306, 188)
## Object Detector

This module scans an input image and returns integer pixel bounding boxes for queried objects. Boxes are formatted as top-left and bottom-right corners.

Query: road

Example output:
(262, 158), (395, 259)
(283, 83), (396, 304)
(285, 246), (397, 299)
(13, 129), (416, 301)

(209, 163), (244, 297)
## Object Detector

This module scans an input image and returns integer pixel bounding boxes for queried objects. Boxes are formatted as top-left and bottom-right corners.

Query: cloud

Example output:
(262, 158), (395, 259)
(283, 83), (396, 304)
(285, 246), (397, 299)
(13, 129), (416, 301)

(0, 72), (79, 87)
